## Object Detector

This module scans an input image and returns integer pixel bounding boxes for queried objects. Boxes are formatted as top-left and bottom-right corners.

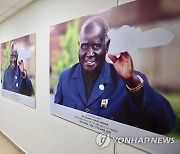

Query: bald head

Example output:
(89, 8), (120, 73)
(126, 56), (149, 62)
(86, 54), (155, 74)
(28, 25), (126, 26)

(80, 17), (109, 42)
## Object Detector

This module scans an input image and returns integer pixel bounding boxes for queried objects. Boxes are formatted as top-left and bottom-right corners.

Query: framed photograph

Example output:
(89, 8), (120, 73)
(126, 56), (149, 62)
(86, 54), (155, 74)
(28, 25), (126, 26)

(50, 0), (180, 153)
(1, 33), (36, 108)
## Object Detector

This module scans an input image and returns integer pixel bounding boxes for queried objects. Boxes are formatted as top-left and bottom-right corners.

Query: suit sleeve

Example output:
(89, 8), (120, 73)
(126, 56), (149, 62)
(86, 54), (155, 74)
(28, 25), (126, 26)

(129, 73), (176, 134)
(20, 74), (34, 96)
(2, 69), (7, 89)
(54, 73), (63, 105)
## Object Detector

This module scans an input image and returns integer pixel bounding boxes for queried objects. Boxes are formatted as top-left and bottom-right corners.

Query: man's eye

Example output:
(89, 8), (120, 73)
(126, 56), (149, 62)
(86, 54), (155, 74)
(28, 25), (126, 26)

(93, 44), (101, 50)
(81, 44), (88, 49)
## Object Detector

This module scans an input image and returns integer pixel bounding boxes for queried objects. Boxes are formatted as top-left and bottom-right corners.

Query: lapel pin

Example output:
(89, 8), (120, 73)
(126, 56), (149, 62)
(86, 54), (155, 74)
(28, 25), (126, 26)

(16, 83), (18, 87)
(15, 76), (17, 79)
(101, 99), (109, 108)
(99, 84), (104, 91)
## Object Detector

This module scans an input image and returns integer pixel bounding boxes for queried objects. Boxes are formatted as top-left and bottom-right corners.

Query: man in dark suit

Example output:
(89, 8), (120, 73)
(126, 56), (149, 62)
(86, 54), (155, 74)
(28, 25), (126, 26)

(54, 17), (176, 134)
(2, 42), (33, 96)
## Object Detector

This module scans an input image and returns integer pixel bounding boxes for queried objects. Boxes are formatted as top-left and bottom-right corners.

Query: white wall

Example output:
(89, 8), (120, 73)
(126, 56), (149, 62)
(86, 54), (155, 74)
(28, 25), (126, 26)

(0, 0), (147, 153)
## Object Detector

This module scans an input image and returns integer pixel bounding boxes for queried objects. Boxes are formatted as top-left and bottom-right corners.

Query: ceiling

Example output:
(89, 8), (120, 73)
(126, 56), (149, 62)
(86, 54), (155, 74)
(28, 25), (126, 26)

(0, 0), (34, 23)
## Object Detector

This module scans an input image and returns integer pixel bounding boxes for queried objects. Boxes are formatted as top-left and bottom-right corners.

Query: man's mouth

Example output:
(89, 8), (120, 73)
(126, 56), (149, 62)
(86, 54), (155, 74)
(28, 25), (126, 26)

(86, 60), (95, 66)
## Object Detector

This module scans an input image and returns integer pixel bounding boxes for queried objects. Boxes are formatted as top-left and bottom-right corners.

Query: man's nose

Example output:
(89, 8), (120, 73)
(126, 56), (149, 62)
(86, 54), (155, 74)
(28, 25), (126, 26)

(86, 47), (95, 56)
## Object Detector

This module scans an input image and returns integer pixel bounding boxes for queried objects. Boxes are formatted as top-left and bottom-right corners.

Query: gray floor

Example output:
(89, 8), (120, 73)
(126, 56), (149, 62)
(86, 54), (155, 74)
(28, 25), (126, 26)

(0, 132), (25, 154)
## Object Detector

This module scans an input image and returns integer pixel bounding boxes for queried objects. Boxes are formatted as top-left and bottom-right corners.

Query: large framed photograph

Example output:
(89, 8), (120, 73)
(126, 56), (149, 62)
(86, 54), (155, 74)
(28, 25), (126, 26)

(1, 33), (36, 108)
(50, 0), (180, 153)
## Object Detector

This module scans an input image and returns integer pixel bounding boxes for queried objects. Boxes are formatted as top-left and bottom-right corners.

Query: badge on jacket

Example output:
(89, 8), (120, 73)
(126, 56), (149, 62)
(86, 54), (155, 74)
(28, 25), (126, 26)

(101, 99), (109, 108)
(99, 84), (104, 91)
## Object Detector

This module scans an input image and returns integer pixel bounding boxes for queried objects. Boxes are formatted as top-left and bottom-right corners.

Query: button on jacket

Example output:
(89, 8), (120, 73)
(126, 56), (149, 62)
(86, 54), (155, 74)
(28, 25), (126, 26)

(3, 65), (33, 96)
(54, 62), (176, 134)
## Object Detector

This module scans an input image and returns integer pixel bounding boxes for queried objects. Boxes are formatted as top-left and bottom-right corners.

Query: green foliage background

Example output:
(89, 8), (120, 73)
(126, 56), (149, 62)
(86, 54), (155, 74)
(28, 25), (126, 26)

(1, 41), (10, 80)
(164, 93), (180, 140)
(51, 19), (80, 90)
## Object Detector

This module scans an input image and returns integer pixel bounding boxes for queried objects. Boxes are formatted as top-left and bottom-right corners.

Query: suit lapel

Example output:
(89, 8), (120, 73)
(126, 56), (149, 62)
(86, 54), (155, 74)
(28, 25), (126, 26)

(74, 66), (87, 105)
(12, 65), (20, 88)
(87, 62), (114, 106)
(72, 63), (114, 107)
(87, 76), (105, 106)
(7, 67), (13, 88)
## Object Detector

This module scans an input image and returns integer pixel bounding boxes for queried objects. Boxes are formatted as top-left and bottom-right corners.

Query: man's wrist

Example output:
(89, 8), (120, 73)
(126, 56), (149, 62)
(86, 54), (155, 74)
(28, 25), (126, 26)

(126, 75), (144, 92)
(124, 74), (140, 88)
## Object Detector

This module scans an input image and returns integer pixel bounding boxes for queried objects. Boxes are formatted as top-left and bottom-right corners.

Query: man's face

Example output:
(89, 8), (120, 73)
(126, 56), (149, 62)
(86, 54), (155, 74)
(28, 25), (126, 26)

(79, 22), (108, 73)
(10, 49), (18, 70)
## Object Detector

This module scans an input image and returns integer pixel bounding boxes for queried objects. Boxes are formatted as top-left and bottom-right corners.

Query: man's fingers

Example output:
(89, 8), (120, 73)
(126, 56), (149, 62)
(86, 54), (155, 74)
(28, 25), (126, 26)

(121, 51), (134, 68)
(121, 52), (131, 60)
(18, 60), (23, 64)
(108, 54), (117, 63)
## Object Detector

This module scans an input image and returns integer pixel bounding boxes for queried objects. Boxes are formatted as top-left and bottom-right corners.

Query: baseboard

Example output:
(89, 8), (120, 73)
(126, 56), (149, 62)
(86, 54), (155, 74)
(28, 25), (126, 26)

(0, 130), (26, 154)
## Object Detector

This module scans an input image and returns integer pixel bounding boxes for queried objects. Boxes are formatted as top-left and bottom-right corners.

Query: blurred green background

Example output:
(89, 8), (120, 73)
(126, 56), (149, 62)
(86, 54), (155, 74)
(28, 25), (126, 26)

(1, 41), (10, 79)
(50, 19), (79, 90)
(164, 93), (180, 140)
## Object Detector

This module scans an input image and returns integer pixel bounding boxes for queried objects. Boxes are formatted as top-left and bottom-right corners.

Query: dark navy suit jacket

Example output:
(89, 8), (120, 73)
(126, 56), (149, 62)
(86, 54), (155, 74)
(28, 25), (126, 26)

(2, 65), (33, 96)
(54, 62), (176, 134)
